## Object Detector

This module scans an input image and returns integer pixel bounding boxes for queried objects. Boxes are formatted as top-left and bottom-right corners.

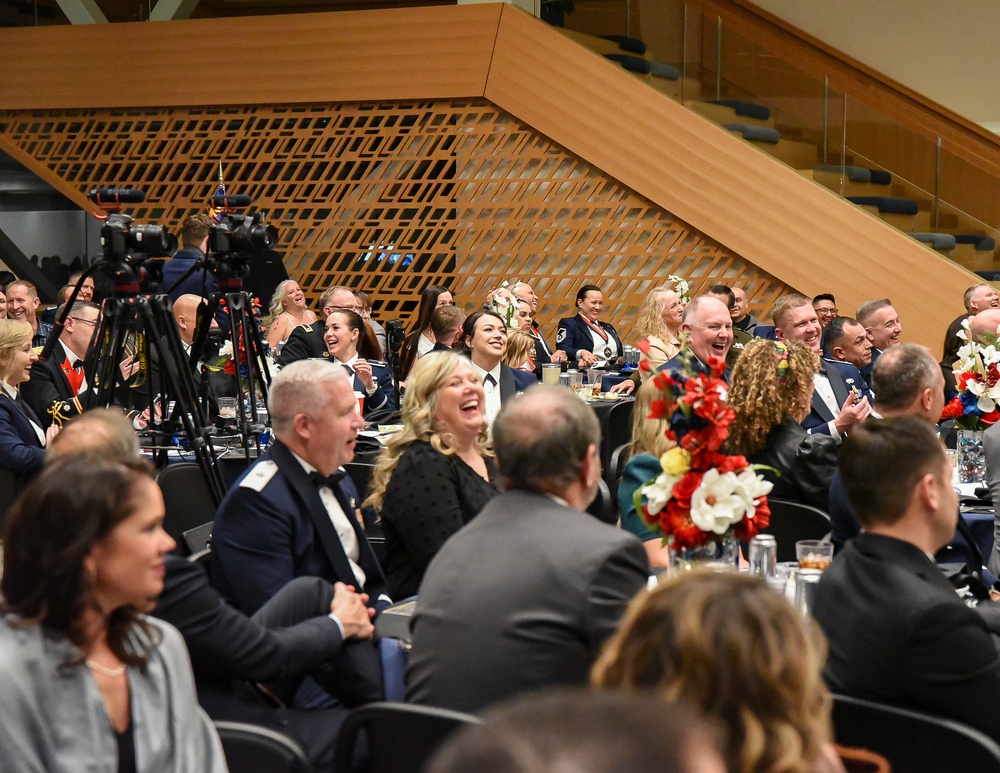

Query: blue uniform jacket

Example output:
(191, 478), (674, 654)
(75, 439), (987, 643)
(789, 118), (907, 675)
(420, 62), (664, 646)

(555, 315), (623, 362)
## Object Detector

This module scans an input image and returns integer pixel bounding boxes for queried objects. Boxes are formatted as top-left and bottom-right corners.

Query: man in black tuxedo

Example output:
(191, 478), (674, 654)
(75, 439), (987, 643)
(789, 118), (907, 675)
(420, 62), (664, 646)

(773, 294), (871, 441)
(407, 386), (648, 712)
(22, 300), (101, 428)
(813, 417), (1000, 740)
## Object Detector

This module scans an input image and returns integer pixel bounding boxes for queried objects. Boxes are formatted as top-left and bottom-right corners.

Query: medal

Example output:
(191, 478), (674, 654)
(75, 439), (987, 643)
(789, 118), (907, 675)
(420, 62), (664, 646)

(604, 346), (612, 357)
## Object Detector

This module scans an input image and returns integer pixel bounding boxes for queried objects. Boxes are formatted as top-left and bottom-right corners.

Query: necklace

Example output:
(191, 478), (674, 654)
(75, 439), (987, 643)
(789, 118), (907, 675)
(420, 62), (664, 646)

(86, 659), (126, 678)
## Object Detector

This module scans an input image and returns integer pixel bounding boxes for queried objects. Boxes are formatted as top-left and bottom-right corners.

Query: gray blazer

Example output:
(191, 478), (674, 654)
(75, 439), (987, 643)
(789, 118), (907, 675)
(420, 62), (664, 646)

(407, 489), (649, 713)
(0, 614), (227, 772)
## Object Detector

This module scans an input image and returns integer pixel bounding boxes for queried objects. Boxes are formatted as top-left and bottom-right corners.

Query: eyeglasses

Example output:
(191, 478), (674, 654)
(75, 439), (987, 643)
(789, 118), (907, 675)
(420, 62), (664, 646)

(69, 316), (100, 326)
(816, 308), (838, 317)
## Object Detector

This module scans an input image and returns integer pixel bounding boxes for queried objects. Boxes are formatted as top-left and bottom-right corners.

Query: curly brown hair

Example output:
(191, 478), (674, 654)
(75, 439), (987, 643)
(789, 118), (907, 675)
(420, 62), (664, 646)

(592, 571), (834, 773)
(727, 339), (818, 456)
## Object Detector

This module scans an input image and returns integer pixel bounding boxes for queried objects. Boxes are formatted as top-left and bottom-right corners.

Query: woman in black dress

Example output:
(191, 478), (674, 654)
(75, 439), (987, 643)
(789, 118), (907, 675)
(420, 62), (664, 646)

(365, 350), (499, 598)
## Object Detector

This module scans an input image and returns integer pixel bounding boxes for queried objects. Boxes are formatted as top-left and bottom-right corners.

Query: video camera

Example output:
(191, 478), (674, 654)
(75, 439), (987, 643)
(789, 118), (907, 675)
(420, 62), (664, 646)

(207, 194), (278, 255)
(88, 188), (176, 292)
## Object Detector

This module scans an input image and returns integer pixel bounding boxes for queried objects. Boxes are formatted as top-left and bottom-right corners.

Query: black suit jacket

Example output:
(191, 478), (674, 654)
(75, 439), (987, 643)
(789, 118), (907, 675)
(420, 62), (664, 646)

(801, 360), (871, 436)
(407, 489), (648, 713)
(21, 345), (91, 428)
(276, 323), (328, 367)
(0, 392), (45, 492)
(813, 533), (1000, 741)
(499, 363), (536, 401)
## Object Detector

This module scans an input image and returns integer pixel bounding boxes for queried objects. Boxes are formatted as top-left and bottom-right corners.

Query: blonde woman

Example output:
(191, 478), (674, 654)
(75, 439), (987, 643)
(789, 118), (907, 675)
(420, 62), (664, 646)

(0, 318), (49, 491)
(617, 378), (674, 567)
(728, 339), (837, 510)
(635, 285), (685, 374)
(265, 280), (317, 353)
(501, 329), (537, 372)
(364, 351), (499, 598)
(593, 571), (847, 773)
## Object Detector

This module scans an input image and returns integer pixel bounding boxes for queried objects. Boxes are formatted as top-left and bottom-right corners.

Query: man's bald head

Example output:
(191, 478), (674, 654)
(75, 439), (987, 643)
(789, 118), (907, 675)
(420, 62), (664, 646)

(172, 293), (212, 345)
(970, 309), (1000, 343)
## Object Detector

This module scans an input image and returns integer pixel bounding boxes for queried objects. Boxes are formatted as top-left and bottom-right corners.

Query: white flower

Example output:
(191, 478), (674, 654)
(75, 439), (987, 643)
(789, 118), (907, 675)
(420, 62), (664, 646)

(979, 394), (997, 413)
(642, 472), (681, 515)
(667, 274), (691, 304)
(219, 340), (234, 358)
(733, 468), (773, 518)
(690, 469), (749, 534)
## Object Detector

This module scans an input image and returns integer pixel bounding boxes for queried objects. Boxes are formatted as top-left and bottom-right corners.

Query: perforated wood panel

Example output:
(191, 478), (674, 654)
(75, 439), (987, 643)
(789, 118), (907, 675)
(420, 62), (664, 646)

(0, 98), (791, 339)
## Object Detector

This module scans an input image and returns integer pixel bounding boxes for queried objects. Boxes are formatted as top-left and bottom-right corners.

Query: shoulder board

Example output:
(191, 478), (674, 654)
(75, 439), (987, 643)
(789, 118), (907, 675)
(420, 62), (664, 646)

(369, 360), (387, 368)
(301, 324), (313, 333)
(239, 460), (279, 492)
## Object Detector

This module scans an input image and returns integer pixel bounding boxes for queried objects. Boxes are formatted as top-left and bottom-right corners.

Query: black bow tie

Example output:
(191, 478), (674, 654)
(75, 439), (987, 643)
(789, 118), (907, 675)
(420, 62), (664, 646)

(310, 470), (347, 490)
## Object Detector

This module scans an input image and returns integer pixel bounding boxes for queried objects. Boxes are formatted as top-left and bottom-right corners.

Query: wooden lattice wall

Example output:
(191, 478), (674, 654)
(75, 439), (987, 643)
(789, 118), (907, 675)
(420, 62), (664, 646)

(0, 98), (791, 339)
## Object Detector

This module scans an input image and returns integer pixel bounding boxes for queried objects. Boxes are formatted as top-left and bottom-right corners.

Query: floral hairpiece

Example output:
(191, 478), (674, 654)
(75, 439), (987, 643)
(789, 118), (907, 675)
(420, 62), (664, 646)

(774, 341), (790, 383)
(668, 274), (692, 304)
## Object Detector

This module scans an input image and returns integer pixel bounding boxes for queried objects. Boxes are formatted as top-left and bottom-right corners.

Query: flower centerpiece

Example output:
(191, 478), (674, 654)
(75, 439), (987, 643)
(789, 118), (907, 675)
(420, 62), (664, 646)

(635, 350), (772, 569)
(667, 274), (692, 304)
(486, 281), (518, 329)
(941, 319), (1000, 482)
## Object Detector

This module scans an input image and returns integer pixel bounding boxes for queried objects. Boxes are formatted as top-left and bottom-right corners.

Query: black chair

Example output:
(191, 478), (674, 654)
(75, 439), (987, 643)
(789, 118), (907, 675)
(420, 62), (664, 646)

(761, 498), (831, 562)
(0, 468), (17, 534)
(604, 442), (631, 508)
(832, 694), (1000, 772)
(156, 463), (218, 555)
(601, 398), (634, 470)
(586, 478), (616, 525)
(183, 521), (214, 554)
(214, 720), (314, 773)
(345, 460), (377, 503)
(332, 702), (480, 773)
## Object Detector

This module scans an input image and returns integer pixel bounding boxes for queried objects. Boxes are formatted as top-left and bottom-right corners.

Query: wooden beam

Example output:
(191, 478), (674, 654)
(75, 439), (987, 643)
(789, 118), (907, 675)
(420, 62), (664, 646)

(0, 3), (502, 109)
(484, 4), (972, 351)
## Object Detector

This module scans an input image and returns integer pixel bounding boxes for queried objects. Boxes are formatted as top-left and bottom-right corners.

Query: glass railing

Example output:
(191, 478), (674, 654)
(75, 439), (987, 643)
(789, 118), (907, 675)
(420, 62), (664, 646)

(564, 0), (1000, 270)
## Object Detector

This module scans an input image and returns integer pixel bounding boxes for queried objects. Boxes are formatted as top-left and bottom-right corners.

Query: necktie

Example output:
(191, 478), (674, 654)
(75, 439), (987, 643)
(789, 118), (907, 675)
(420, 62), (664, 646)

(310, 469), (347, 490)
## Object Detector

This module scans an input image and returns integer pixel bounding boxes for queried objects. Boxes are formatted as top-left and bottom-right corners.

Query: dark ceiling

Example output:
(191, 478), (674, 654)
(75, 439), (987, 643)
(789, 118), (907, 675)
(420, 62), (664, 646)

(0, 0), (449, 27)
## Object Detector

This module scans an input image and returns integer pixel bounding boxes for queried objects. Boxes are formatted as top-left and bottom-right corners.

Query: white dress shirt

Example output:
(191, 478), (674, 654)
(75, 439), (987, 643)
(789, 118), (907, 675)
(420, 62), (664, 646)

(471, 361), (502, 427)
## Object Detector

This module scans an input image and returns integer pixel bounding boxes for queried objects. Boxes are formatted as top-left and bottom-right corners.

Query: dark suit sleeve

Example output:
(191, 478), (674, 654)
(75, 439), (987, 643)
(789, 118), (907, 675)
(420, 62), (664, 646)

(363, 364), (396, 414)
(0, 403), (44, 475)
(905, 600), (1000, 740)
(211, 486), (299, 615)
(20, 361), (66, 429)
(556, 318), (587, 359)
(276, 325), (319, 367)
(155, 558), (345, 683)
(582, 537), (649, 653)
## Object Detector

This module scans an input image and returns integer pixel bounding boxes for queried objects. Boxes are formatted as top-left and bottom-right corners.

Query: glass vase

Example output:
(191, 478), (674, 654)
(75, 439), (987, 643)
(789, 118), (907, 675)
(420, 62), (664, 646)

(669, 535), (738, 575)
(956, 429), (986, 485)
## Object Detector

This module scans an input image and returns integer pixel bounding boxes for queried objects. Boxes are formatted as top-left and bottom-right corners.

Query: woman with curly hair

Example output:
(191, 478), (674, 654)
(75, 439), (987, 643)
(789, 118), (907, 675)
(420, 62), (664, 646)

(592, 571), (846, 773)
(264, 279), (317, 354)
(727, 338), (837, 510)
(364, 351), (500, 598)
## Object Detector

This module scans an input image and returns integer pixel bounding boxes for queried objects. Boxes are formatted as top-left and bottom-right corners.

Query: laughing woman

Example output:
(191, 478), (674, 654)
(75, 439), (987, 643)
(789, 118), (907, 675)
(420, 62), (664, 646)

(0, 319), (49, 492)
(323, 308), (397, 419)
(265, 279), (317, 354)
(365, 351), (500, 599)
(0, 456), (226, 771)
(458, 311), (535, 430)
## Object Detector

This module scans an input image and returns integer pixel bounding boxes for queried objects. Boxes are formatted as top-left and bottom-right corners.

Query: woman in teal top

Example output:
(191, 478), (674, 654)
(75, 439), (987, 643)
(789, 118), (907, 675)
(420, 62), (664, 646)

(617, 378), (674, 569)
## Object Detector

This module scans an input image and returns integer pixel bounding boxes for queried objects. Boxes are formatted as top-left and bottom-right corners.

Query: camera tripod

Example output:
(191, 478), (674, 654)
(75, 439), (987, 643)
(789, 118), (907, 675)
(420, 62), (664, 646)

(86, 263), (227, 506)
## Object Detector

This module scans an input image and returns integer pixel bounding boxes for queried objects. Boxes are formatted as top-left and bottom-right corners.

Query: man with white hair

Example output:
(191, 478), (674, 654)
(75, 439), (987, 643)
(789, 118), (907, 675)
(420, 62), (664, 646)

(211, 359), (387, 618)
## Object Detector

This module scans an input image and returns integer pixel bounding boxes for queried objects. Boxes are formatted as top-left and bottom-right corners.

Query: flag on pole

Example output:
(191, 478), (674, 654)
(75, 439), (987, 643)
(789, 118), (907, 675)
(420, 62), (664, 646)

(208, 162), (225, 220)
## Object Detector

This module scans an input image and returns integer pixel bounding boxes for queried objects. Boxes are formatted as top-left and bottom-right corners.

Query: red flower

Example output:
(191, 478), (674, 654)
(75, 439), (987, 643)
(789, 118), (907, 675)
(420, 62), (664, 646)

(636, 338), (651, 355)
(984, 409), (1000, 426)
(648, 398), (670, 420)
(941, 396), (964, 421)
(670, 471), (702, 510)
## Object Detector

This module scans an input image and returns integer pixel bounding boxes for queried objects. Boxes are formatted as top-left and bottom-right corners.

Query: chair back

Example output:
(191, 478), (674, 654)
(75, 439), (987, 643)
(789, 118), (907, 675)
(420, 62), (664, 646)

(332, 702), (480, 773)
(214, 720), (314, 773)
(761, 497), (830, 562)
(832, 694), (1000, 771)
(585, 478), (616, 525)
(156, 463), (218, 555)
(601, 398), (634, 469)
(605, 442), (632, 506)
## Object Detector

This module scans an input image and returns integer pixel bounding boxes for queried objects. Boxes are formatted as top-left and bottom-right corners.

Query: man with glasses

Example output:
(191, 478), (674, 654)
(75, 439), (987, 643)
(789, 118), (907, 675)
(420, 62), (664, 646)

(812, 294), (839, 329)
(21, 301), (102, 428)
(353, 290), (386, 356)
